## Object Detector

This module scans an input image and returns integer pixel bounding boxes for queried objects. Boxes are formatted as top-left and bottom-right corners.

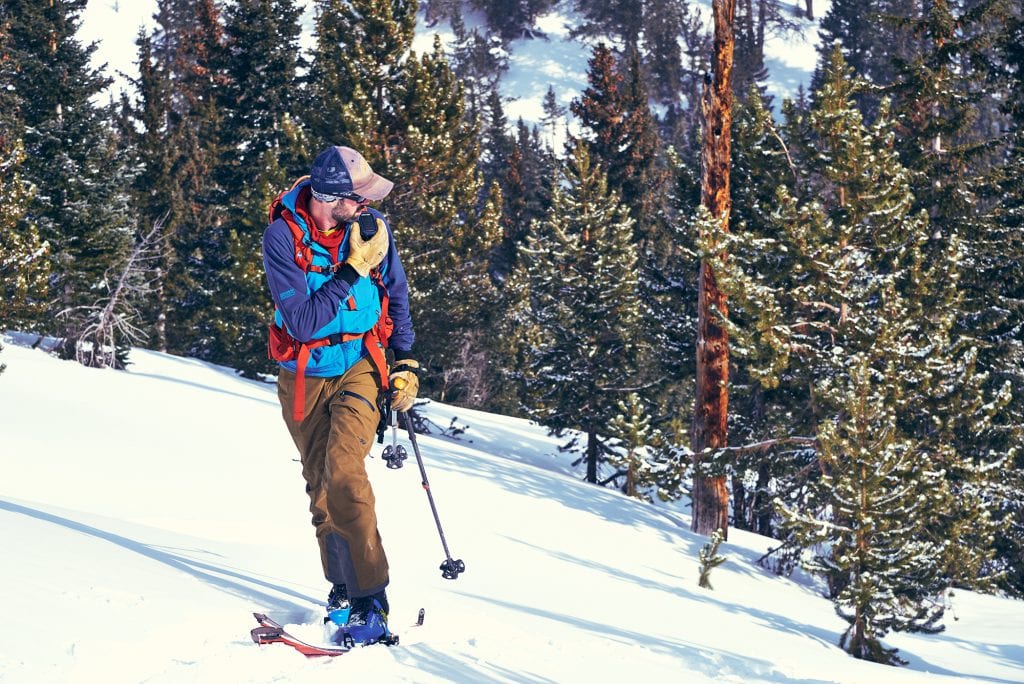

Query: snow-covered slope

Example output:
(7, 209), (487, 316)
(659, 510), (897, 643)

(1, 338), (1021, 683)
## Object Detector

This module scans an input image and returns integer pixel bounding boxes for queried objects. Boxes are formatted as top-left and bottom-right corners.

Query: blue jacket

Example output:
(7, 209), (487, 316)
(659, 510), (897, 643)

(262, 180), (415, 378)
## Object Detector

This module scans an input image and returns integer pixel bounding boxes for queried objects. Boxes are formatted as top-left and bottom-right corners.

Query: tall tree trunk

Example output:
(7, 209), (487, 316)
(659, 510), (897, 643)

(692, 0), (735, 539)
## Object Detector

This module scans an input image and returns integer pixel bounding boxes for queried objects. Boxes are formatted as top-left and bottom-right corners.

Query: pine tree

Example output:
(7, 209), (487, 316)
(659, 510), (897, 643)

(519, 141), (643, 484)
(469, 0), (556, 40)
(697, 528), (728, 589)
(448, 10), (508, 124)
(219, 0), (306, 189)
(607, 392), (655, 500)
(129, 0), (230, 362)
(986, 5), (1024, 594)
(641, 0), (692, 107)
(571, 0), (644, 49)
(639, 149), (700, 505)
(540, 85), (565, 150)
(885, 0), (1020, 594)
(423, 0), (461, 26)
(0, 135), (49, 332)
(314, 16), (503, 403)
(479, 86), (514, 190)
(725, 89), (809, 535)
(733, 0), (770, 98)
(306, 0), (417, 151)
(123, 29), (176, 352)
(713, 47), (1000, 661)
(214, 0), (307, 376)
(887, 0), (1009, 230)
(780, 359), (946, 665)
(492, 119), (554, 278)
(0, 11), (49, 334)
(733, 0), (803, 100)
(571, 45), (663, 236)
(815, 0), (920, 119)
(382, 38), (503, 401)
(3, 0), (133, 362)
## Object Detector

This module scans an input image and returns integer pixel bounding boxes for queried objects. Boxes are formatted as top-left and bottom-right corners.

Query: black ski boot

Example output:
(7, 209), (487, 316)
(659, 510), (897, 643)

(325, 583), (351, 625)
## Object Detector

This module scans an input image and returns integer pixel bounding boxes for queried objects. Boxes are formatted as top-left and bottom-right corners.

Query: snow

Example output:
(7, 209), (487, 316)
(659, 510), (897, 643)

(2, 336), (1023, 683)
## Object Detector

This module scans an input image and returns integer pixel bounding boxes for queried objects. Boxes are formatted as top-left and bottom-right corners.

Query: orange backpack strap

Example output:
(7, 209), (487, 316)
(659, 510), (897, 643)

(364, 269), (394, 390)
(290, 337), (334, 422)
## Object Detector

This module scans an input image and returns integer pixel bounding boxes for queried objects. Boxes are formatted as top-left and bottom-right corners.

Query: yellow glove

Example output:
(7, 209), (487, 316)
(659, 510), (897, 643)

(344, 218), (389, 276)
(389, 360), (420, 412)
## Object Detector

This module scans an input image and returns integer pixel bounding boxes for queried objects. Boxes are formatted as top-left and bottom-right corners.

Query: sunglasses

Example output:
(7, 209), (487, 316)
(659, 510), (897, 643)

(311, 188), (370, 205)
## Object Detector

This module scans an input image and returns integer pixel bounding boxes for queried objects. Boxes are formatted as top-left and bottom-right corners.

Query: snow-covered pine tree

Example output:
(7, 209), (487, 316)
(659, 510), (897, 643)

(784, 357), (947, 665)
(607, 392), (655, 500)
(213, 0), (308, 376)
(448, 10), (508, 127)
(711, 46), (994, 662)
(3, 0), (132, 363)
(307, 2), (503, 404)
(571, 0), (643, 50)
(0, 13), (49, 336)
(307, 0), (416, 151)
(217, 0), (307, 191)
(638, 147), (700, 505)
(519, 141), (643, 485)
(725, 89), (814, 536)
(571, 44), (664, 237)
(697, 527), (727, 589)
(469, 0), (556, 40)
(479, 87), (514, 193)
(0, 132), (49, 333)
(380, 37), (503, 404)
(986, 9), (1024, 594)
(540, 85), (565, 150)
(814, 0), (920, 120)
(868, 0), (1014, 594)
(640, 0), (689, 108)
(134, 0), (229, 362)
(492, 119), (554, 280)
(120, 30), (175, 353)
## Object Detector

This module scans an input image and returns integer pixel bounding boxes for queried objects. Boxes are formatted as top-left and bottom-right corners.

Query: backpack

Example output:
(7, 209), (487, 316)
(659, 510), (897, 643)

(266, 178), (393, 422)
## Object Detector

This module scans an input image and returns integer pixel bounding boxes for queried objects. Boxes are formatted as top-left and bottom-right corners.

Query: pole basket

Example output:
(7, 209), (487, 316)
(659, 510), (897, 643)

(440, 558), (466, 580)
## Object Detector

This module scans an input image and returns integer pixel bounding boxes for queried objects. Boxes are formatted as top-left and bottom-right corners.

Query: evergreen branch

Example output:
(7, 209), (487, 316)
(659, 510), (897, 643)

(766, 118), (800, 187)
(697, 436), (818, 460)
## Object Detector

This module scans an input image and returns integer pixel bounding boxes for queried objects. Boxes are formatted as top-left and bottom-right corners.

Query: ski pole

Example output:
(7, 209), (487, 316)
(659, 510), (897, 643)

(393, 379), (465, 580)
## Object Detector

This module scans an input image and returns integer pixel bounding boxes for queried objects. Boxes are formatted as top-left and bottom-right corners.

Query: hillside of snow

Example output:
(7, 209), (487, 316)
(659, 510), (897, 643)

(1, 337), (1022, 683)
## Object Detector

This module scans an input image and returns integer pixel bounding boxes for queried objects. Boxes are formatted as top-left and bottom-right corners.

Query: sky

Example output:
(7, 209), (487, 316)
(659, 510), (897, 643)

(1, 335), (1023, 683)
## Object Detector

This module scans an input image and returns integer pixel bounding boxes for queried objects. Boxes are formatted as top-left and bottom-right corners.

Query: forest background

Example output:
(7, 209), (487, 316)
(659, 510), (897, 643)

(1, 0), (1022, 665)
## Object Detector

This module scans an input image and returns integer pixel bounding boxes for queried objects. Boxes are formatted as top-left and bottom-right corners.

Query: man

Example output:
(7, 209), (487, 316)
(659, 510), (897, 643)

(262, 145), (419, 646)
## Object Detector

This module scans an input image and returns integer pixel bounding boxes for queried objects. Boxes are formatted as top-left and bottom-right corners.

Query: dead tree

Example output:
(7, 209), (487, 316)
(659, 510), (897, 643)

(692, 0), (735, 539)
(65, 219), (165, 369)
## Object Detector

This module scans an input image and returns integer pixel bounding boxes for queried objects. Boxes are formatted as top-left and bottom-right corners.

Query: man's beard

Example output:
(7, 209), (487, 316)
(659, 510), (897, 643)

(330, 203), (361, 226)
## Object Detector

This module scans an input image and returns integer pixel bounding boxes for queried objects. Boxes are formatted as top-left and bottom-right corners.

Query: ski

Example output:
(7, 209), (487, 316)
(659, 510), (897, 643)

(251, 613), (352, 656)
(250, 609), (424, 657)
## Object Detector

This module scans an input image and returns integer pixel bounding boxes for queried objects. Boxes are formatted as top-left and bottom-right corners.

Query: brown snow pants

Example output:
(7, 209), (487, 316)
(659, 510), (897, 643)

(277, 357), (389, 598)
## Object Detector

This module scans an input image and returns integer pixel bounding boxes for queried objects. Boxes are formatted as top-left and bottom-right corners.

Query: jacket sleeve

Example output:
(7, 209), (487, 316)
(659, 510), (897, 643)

(262, 219), (356, 343)
(378, 216), (415, 358)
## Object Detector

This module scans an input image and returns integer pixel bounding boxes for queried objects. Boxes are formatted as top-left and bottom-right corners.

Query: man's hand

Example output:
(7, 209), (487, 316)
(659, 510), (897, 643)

(344, 218), (389, 276)
(389, 360), (420, 412)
